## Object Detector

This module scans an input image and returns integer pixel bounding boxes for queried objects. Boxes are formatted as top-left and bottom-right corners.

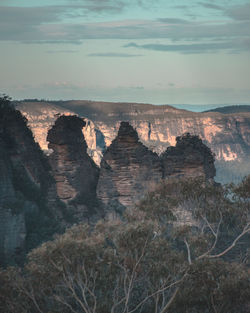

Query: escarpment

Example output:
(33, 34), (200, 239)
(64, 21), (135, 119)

(17, 100), (250, 184)
(47, 115), (101, 222)
(97, 122), (163, 215)
(161, 133), (216, 181)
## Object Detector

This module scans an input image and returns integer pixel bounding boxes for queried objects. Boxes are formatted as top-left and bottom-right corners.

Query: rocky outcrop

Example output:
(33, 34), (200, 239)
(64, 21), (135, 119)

(97, 123), (216, 215)
(161, 133), (216, 181)
(0, 99), (54, 266)
(97, 122), (163, 216)
(16, 101), (105, 165)
(47, 115), (101, 222)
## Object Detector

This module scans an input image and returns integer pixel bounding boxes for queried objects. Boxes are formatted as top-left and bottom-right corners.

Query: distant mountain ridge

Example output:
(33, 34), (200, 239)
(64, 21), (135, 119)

(203, 105), (250, 114)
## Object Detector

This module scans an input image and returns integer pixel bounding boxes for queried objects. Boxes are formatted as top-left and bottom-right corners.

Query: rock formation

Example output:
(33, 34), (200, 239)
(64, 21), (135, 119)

(16, 101), (105, 165)
(97, 122), (216, 215)
(47, 115), (101, 222)
(161, 133), (216, 181)
(97, 122), (163, 216)
(0, 99), (218, 265)
(51, 100), (250, 163)
(16, 100), (250, 183)
(0, 99), (53, 266)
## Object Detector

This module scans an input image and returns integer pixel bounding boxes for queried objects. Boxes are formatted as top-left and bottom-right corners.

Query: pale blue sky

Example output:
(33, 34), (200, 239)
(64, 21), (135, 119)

(1, 0), (250, 106)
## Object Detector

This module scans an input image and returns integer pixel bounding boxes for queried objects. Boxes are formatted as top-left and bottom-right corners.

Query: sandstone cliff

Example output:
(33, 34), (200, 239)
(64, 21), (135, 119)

(161, 133), (215, 181)
(47, 115), (101, 222)
(57, 100), (250, 163)
(16, 100), (250, 184)
(97, 122), (162, 216)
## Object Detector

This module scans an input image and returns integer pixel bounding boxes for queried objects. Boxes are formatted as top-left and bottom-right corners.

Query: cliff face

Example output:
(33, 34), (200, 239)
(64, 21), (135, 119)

(47, 115), (101, 222)
(16, 101), (250, 167)
(94, 115), (250, 163)
(161, 133), (216, 181)
(16, 100), (250, 184)
(0, 148), (26, 266)
(0, 100), (53, 266)
(56, 101), (250, 164)
(97, 122), (162, 216)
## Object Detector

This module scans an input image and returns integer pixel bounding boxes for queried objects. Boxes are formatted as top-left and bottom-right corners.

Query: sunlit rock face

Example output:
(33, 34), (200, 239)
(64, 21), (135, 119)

(161, 133), (216, 181)
(47, 115), (101, 221)
(97, 122), (162, 216)
(82, 118), (105, 166)
(93, 115), (250, 162)
(16, 102), (74, 152)
(65, 100), (249, 164)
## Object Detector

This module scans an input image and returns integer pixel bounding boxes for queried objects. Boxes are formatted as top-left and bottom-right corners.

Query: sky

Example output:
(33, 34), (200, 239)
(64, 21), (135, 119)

(1, 0), (250, 107)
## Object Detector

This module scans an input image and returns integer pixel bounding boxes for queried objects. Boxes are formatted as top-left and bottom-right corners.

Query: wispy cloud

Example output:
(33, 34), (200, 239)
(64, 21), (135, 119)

(157, 18), (190, 24)
(198, 3), (223, 10)
(124, 39), (250, 53)
(124, 41), (234, 54)
(46, 49), (78, 53)
(88, 52), (143, 57)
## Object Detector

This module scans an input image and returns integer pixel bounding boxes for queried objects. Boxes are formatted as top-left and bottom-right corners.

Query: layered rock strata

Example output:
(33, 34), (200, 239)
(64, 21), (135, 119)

(97, 122), (163, 215)
(161, 133), (216, 181)
(47, 115), (101, 222)
(97, 123), (216, 215)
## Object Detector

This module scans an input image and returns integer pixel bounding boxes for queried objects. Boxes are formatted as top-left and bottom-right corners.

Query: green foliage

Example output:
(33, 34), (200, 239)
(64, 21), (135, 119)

(172, 259), (250, 313)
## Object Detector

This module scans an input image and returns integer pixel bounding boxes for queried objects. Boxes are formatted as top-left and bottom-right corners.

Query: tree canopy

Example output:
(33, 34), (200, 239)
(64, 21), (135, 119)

(0, 177), (249, 313)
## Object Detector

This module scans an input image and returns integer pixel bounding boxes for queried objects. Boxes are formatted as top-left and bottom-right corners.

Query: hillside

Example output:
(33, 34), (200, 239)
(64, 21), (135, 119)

(204, 105), (250, 114)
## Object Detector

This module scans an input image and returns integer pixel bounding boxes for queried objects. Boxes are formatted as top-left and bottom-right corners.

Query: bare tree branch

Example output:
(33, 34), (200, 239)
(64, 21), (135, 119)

(197, 212), (222, 260)
(207, 223), (250, 259)
(160, 287), (180, 313)
(184, 238), (192, 265)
